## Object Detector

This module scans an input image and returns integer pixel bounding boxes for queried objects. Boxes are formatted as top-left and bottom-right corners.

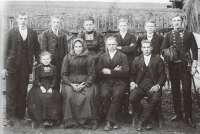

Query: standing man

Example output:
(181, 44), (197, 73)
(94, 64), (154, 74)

(97, 37), (129, 131)
(137, 20), (164, 55)
(113, 18), (137, 67)
(41, 15), (68, 90)
(2, 11), (40, 126)
(129, 40), (166, 132)
(161, 14), (198, 128)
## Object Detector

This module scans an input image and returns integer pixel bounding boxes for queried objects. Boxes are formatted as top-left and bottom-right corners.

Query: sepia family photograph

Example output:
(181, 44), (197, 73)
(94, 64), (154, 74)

(1, 0), (200, 133)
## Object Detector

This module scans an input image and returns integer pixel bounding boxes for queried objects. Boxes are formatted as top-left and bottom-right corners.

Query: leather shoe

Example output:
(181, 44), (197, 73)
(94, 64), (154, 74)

(136, 121), (144, 132)
(171, 115), (183, 122)
(185, 118), (196, 128)
(113, 122), (119, 129)
(145, 120), (152, 130)
(104, 121), (113, 131)
(4, 119), (14, 127)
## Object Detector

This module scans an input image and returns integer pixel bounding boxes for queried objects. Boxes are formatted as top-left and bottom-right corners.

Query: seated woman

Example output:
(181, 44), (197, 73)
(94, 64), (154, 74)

(61, 38), (98, 130)
(27, 51), (61, 127)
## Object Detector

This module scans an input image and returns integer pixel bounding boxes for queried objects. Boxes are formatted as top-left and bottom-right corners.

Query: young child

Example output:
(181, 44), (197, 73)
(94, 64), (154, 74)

(136, 20), (164, 56)
(27, 51), (61, 127)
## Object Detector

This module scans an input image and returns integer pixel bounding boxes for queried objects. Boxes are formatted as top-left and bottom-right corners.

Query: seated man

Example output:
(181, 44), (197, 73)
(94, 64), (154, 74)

(97, 37), (129, 131)
(129, 40), (166, 132)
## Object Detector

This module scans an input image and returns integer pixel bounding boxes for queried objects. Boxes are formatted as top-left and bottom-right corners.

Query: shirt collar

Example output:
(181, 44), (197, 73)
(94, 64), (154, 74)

(18, 25), (27, 30)
(109, 50), (117, 55)
(120, 31), (127, 36)
(144, 54), (152, 59)
(147, 33), (154, 37)
(52, 28), (58, 32)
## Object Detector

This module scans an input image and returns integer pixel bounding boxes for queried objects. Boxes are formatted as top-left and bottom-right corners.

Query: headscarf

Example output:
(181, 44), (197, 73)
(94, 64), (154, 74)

(70, 38), (89, 56)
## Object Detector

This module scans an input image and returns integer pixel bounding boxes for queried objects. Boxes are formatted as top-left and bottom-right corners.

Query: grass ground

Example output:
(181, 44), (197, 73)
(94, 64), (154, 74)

(2, 85), (200, 134)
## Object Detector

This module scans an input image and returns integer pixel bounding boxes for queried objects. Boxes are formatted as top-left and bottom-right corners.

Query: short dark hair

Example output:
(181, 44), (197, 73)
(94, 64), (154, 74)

(172, 14), (183, 21)
(117, 18), (128, 25)
(16, 11), (28, 19)
(83, 17), (95, 24)
(50, 15), (61, 22)
(145, 19), (156, 26)
(106, 36), (118, 46)
(141, 40), (152, 47)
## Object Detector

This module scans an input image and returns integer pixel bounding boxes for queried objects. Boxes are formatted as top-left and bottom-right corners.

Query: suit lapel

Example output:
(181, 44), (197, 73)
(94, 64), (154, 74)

(14, 27), (22, 44)
(49, 29), (57, 39)
(105, 52), (111, 65)
(111, 50), (119, 67)
(139, 55), (146, 69)
(151, 33), (158, 45)
(122, 32), (130, 44)
(116, 33), (122, 45)
(148, 55), (155, 68)
(27, 28), (33, 57)
(57, 30), (62, 39)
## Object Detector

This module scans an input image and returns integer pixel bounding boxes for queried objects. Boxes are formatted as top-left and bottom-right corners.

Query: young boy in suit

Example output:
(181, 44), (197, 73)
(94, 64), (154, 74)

(41, 15), (68, 90)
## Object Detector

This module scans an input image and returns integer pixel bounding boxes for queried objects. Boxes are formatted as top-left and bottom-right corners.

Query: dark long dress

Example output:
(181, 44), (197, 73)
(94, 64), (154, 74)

(27, 64), (61, 122)
(61, 52), (98, 129)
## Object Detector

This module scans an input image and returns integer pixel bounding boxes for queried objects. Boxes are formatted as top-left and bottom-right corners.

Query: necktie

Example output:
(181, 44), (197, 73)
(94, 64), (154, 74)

(54, 29), (57, 36)
(20, 29), (27, 40)
(145, 57), (149, 66)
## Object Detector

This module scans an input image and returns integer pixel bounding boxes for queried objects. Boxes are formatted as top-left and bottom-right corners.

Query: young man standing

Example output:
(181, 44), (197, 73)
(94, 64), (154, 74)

(41, 15), (68, 90)
(137, 20), (164, 55)
(113, 18), (137, 66)
(2, 11), (41, 126)
(161, 14), (198, 128)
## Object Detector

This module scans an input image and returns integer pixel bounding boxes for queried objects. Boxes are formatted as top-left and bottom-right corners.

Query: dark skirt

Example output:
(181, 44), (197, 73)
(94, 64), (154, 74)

(27, 85), (61, 122)
(61, 83), (98, 129)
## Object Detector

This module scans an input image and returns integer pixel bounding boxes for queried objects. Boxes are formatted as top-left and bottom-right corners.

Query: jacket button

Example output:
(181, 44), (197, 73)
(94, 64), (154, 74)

(53, 44), (54, 45)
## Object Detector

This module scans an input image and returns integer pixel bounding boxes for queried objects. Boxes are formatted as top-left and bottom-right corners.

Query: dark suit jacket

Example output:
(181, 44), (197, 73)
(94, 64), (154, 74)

(3, 27), (41, 74)
(161, 30), (198, 61)
(130, 54), (166, 87)
(41, 29), (68, 61)
(97, 50), (129, 85)
(113, 32), (137, 66)
(137, 33), (164, 55)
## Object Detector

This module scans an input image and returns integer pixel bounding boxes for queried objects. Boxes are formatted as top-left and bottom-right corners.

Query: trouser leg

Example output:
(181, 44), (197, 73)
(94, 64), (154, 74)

(129, 87), (145, 119)
(140, 90), (161, 123)
(106, 82), (125, 123)
(16, 64), (30, 119)
(6, 73), (18, 119)
(181, 71), (192, 119)
(169, 70), (183, 116)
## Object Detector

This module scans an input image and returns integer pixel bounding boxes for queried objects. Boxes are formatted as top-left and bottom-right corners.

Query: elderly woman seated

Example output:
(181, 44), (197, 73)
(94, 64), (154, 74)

(61, 38), (98, 130)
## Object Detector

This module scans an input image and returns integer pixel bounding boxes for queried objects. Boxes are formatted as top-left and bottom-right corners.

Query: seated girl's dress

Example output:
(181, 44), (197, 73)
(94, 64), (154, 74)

(27, 64), (61, 122)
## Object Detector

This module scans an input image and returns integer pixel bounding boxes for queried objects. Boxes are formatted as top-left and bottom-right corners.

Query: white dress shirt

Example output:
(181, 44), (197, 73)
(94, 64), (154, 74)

(120, 31), (127, 39)
(52, 28), (58, 36)
(19, 25), (27, 41)
(147, 33), (154, 41)
(109, 50), (117, 59)
(144, 54), (151, 66)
